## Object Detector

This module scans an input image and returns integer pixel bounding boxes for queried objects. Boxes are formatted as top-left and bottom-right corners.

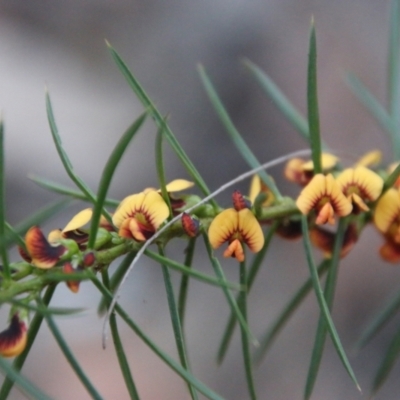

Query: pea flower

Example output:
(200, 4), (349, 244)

(23, 226), (67, 269)
(374, 188), (400, 262)
(208, 208), (264, 262)
(355, 150), (382, 168)
(296, 173), (352, 225)
(285, 153), (338, 185)
(48, 208), (113, 249)
(335, 166), (384, 213)
(309, 223), (358, 258)
(249, 175), (275, 207)
(112, 191), (169, 241)
(0, 313), (28, 358)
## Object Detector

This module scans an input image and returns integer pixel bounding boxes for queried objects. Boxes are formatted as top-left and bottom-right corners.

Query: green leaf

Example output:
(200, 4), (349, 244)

(254, 259), (330, 364)
(238, 259), (257, 400)
(145, 249), (241, 291)
(45, 90), (112, 222)
(0, 118), (10, 279)
(345, 74), (400, 159)
(384, 158), (400, 191)
(106, 42), (217, 209)
(158, 245), (198, 400)
(91, 275), (225, 400)
(29, 175), (119, 207)
(356, 288), (400, 350)
(198, 65), (282, 201)
(217, 222), (278, 364)
(301, 216), (360, 392)
(243, 59), (309, 140)
(11, 199), (71, 240)
(202, 232), (257, 346)
(88, 112), (147, 249)
(0, 357), (52, 400)
(178, 237), (197, 326)
(101, 270), (140, 400)
(155, 125), (173, 218)
(43, 304), (103, 400)
(371, 323), (400, 396)
(388, 0), (400, 126)
(6, 299), (85, 316)
(0, 285), (56, 399)
(304, 218), (347, 400)
(98, 252), (137, 316)
(307, 20), (322, 174)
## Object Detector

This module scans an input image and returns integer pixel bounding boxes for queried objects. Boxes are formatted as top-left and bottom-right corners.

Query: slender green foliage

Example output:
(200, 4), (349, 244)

(243, 59), (310, 140)
(356, 288), (400, 350)
(238, 258), (257, 400)
(198, 65), (282, 201)
(45, 90), (112, 223)
(304, 218), (347, 400)
(0, 118), (10, 280)
(178, 237), (196, 326)
(254, 259), (330, 364)
(97, 252), (137, 316)
(29, 175), (119, 207)
(307, 19), (322, 174)
(0, 357), (52, 400)
(101, 270), (140, 400)
(145, 249), (241, 290)
(106, 42), (218, 209)
(158, 245), (198, 400)
(88, 112), (147, 248)
(301, 216), (360, 392)
(90, 275), (225, 400)
(371, 323), (400, 396)
(43, 303), (103, 400)
(0, 285), (56, 399)
(217, 222), (278, 364)
(202, 232), (258, 346)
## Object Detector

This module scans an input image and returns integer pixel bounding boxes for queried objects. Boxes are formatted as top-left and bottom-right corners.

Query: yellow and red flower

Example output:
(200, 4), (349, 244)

(208, 208), (264, 262)
(249, 175), (275, 207)
(23, 226), (67, 269)
(355, 150), (382, 168)
(284, 153), (338, 185)
(296, 173), (352, 225)
(335, 166), (384, 214)
(48, 208), (113, 250)
(309, 223), (358, 258)
(112, 191), (169, 241)
(374, 188), (400, 262)
(0, 313), (28, 358)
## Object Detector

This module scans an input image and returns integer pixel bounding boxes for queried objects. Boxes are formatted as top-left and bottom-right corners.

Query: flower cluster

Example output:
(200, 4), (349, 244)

(2, 150), (400, 358)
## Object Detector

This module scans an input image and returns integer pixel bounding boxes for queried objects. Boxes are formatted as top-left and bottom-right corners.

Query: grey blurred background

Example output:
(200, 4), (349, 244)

(1, 1), (400, 399)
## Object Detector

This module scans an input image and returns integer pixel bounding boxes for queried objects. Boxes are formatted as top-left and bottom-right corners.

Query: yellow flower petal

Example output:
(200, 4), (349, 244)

(302, 153), (338, 171)
(0, 315), (27, 358)
(164, 179), (194, 193)
(141, 191), (170, 230)
(249, 175), (275, 206)
(113, 191), (169, 240)
(25, 226), (66, 269)
(112, 193), (146, 228)
(62, 208), (93, 233)
(355, 150), (382, 168)
(284, 158), (307, 184)
(296, 174), (352, 223)
(336, 167), (383, 203)
(208, 209), (238, 249)
(237, 209), (264, 252)
(374, 188), (400, 233)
